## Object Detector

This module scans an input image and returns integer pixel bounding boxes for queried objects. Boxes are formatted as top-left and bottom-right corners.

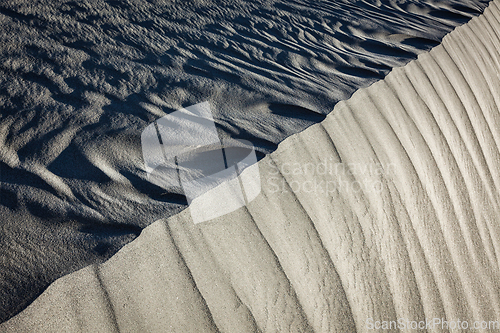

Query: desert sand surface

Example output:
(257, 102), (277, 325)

(2, 0), (500, 331)
(0, 0), (492, 325)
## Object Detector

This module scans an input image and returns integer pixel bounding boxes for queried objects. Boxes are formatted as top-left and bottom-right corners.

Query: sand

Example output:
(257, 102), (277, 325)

(1, 0), (492, 324)
(2, 0), (499, 331)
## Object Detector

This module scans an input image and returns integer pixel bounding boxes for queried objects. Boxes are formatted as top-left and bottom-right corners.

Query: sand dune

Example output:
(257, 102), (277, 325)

(1, 0), (492, 324)
(2, 0), (499, 331)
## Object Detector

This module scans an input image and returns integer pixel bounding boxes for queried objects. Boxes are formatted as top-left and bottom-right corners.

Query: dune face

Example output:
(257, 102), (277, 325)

(2, 0), (500, 331)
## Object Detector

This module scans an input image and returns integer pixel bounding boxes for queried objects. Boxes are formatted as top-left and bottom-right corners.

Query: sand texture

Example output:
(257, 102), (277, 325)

(0, 0), (492, 323)
(2, 0), (500, 331)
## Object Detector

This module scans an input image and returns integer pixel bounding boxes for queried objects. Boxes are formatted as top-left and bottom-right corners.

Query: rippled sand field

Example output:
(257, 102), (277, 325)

(0, 0), (498, 331)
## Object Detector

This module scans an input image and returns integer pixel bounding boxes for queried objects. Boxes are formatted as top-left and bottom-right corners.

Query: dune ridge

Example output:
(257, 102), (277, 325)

(2, 0), (500, 331)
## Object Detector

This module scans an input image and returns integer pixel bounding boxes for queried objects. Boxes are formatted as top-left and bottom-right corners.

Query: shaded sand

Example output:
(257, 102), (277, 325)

(2, 0), (500, 331)
(0, 0), (492, 322)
